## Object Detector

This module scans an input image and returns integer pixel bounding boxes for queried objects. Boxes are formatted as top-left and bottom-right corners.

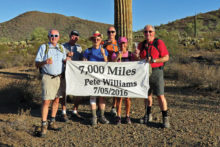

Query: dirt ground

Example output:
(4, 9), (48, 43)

(0, 66), (220, 147)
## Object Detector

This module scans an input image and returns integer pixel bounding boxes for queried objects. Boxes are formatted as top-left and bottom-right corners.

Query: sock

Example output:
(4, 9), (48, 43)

(146, 106), (151, 115)
(50, 117), (55, 122)
(72, 110), (77, 114)
(100, 109), (105, 117)
(62, 110), (66, 115)
(92, 109), (97, 117)
(42, 121), (47, 126)
(162, 111), (168, 117)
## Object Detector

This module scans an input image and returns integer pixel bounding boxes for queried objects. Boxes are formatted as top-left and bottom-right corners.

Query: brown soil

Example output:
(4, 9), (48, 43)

(0, 66), (220, 147)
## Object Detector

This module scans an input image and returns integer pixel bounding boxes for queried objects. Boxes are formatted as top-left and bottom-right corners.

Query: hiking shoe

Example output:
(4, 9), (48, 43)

(115, 116), (121, 125)
(140, 114), (153, 124)
(48, 121), (61, 131)
(91, 116), (97, 126)
(125, 116), (132, 124)
(61, 114), (69, 122)
(110, 108), (117, 117)
(162, 116), (170, 128)
(99, 116), (109, 124)
(40, 125), (47, 137)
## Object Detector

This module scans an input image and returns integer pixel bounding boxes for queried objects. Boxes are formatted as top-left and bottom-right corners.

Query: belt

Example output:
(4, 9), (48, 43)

(152, 66), (163, 70)
(44, 73), (61, 79)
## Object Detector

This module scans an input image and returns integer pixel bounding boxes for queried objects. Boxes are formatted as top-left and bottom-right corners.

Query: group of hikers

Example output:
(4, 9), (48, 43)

(35, 25), (170, 137)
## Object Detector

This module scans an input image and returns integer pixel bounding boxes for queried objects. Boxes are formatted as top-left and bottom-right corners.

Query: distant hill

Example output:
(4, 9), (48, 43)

(0, 11), (111, 41)
(157, 9), (220, 32)
(134, 9), (220, 40)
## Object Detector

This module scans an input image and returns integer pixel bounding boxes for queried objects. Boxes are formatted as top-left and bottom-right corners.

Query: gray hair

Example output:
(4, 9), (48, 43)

(144, 25), (155, 32)
(48, 29), (59, 36)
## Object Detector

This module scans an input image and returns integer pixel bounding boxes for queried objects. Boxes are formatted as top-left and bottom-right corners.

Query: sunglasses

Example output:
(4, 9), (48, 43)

(144, 30), (153, 33)
(108, 31), (115, 34)
(93, 38), (101, 42)
(50, 34), (59, 38)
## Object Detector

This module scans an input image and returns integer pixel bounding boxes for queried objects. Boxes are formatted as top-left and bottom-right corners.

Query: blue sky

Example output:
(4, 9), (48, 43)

(0, 0), (219, 31)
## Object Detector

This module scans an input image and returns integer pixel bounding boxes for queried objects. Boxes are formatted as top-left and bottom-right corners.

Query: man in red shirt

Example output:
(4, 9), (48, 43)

(136, 25), (170, 128)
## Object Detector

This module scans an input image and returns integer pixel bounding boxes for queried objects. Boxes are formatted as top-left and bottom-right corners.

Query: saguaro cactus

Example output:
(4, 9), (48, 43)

(114, 0), (133, 51)
(194, 13), (197, 38)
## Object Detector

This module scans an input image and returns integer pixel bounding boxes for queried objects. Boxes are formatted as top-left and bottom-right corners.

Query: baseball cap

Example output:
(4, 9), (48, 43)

(70, 30), (79, 36)
(118, 37), (128, 44)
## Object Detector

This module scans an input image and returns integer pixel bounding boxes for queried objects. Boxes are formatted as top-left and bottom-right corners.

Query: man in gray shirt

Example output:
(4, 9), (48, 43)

(60, 30), (83, 122)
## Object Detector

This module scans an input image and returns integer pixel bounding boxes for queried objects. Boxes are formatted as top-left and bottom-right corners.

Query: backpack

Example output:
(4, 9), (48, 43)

(44, 43), (64, 55)
(103, 40), (119, 52)
(141, 38), (165, 69)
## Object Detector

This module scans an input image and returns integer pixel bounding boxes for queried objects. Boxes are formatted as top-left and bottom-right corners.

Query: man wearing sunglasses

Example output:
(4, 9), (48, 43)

(102, 26), (119, 117)
(60, 30), (83, 122)
(136, 25), (170, 128)
(35, 29), (67, 137)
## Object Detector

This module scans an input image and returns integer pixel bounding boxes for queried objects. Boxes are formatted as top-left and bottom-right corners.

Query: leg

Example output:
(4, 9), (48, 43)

(110, 97), (117, 116)
(125, 98), (131, 124)
(98, 97), (109, 124)
(60, 97), (66, 113)
(157, 95), (170, 128)
(41, 100), (51, 121)
(90, 97), (97, 126)
(125, 98), (131, 117)
(51, 97), (59, 118)
(60, 96), (68, 122)
(115, 98), (122, 124)
(116, 98), (122, 117)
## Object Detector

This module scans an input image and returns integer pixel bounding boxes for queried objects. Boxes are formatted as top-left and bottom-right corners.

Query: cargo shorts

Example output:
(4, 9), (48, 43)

(148, 67), (164, 96)
(41, 74), (63, 100)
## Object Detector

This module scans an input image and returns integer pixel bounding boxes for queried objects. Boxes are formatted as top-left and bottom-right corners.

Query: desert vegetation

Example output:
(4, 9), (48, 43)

(0, 9), (220, 146)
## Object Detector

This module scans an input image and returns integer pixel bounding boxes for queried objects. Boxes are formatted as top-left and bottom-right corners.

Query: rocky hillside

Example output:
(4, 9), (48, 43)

(0, 11), (111, 41)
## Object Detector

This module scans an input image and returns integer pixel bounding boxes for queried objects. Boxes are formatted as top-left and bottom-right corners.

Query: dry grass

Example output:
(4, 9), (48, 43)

(166, 62), (220, 91)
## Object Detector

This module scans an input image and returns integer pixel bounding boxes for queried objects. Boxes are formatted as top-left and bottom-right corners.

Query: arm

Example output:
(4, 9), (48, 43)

(101, 48), (108, 62)
(151, 55), (169, 63)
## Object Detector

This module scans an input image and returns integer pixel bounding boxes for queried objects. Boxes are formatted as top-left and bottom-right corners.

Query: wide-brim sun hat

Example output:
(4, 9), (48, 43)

(89, 31), (103, 41)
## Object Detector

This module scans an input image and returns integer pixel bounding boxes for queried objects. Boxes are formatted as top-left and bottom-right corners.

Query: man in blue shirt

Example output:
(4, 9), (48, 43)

(35, 29), (67, 137)
(60, 30), (83, 122)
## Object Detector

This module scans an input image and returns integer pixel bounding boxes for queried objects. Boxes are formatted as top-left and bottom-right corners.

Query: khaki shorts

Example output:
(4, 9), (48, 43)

(41, 74), (63, 100)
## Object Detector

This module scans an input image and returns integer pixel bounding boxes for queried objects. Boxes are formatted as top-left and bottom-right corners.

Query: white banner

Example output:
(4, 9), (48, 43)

(66, 60), (149, 98)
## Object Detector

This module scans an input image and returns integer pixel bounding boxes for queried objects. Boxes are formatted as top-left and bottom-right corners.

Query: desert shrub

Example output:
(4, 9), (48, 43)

(30, 27), (48, 42)
(166, 62), (220, 91)
(0, 78), (41, 111)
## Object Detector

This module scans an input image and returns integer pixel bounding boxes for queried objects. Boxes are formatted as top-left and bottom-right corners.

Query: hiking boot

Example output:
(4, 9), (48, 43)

(125, 116), (132, 124)
(162, 116), (170, 128)
(40, 125), (47, 137)
(99, 116), (109, 124)
(91, 116), (97, 126)
(140, 114), (153, 124)
(115, 116), (121, 125)
(61, 114), (69, 122)
(48, 121), (61, 131)
(110, 107), (117, 117)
